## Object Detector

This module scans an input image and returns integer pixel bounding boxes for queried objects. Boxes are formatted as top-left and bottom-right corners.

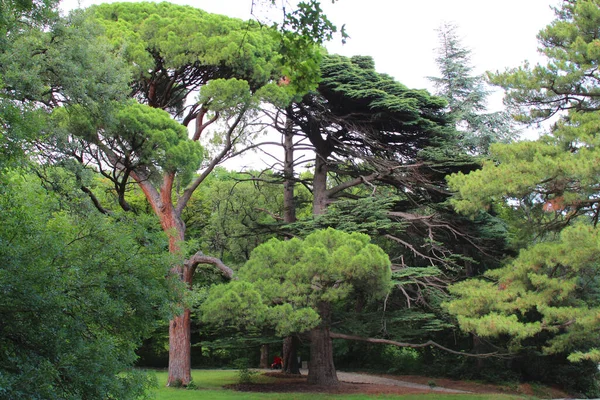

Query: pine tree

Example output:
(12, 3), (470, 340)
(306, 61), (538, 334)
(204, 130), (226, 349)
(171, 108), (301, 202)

(446, 1), (600, 378)
(429, 22), (516, 154)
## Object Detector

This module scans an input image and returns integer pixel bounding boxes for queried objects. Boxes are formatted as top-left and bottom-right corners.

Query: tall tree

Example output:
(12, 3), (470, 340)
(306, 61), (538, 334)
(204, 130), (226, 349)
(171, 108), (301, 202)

(429, 22), (516, 155)
(445, 0), (600, 381)
(19, 1), (333, 385)
(59, 2), (293, 386)
(256, 54), (507, 380)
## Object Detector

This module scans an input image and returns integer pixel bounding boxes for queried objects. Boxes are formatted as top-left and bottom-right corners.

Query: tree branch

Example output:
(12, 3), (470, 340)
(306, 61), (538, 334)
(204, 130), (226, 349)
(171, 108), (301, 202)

(185, 251), (234, 279)
(80, 185), (111, 215)
(329, 332), (506, 358)
(176, 109), (247, 214)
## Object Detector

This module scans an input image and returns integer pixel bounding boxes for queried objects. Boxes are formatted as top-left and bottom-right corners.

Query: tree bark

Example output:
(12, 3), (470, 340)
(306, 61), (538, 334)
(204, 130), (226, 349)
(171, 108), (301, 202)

(283, 106), (296, 223)
(282, 335), (301, 375)
(167, 308), (192, 386)
(158, 207), (195, 387)
(312, 154), (329, 215)
(307, 302), (338, 386)
(166, 238), (194, 386)
(281, 109), (302, 375)
(260, 344), (270, 369)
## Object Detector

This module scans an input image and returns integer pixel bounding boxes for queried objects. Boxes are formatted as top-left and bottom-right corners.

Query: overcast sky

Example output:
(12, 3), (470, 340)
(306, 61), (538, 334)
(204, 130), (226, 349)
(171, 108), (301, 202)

(60, 0), (561, 167)
(62, 0), (561, 93)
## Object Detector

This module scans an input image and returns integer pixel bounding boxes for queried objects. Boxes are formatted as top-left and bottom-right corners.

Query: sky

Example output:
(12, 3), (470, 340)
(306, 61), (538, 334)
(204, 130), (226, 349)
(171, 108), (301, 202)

(62, 0), (560, 94)
(59, 0), (561, 168)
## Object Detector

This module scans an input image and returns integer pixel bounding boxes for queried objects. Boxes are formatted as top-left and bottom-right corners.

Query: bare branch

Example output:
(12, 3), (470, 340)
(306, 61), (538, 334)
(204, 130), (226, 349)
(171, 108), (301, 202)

(185, 251), (234, 279)
(329, 332), (506, 358)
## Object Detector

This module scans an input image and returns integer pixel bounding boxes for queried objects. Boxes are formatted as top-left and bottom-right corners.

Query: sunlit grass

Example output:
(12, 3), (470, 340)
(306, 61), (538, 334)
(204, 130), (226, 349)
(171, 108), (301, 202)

(150, 369), (526, 400)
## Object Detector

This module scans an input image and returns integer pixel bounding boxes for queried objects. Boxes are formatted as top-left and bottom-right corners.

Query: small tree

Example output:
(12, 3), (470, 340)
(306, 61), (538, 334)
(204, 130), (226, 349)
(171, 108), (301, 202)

(201, 228), (392, 386)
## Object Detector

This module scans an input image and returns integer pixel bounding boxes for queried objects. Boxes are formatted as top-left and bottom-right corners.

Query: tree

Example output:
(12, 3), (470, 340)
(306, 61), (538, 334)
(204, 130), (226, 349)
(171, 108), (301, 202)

(445, 0), (600, 383)
(429, 22), (516, 155)
(19, 1), (327, 385)
(201, 228), (392, 386)
(256, 53), (511, 375)
(285, 54), (451, 215)
(0, 169), (175, 399)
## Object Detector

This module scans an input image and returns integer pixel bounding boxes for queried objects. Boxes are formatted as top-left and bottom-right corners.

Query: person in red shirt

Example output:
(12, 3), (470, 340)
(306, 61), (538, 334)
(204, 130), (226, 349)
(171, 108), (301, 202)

(271, 355), (283, 369)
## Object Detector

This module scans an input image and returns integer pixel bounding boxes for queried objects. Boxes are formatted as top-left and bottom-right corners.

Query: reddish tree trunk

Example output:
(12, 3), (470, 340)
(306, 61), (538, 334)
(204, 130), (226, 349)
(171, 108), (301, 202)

(307, 302), (338, 386)
(166, 260), (194, 386)
(158, 206), (195, 387)
(167, 308), (192, 386)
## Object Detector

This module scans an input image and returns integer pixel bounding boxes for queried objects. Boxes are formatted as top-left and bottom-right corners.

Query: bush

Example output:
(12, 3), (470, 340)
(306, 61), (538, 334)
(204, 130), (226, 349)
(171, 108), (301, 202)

(235, 358), (258, 384)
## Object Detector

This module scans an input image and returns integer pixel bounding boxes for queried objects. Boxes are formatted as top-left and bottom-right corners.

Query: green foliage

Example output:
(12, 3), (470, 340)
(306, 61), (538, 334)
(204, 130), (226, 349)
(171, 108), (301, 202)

(234, 358), (258, 384)
(317, 54), (449, 158)
(429, 22), (516, 154)
(447, 223), (600, 360)
(201, 228), (391, 336)
(53, 101), (204, 185)
(200, 281), (269, 330)
(182, 168), (292, 265)
(445, 4), (600, 393)
(89, 2), (318, 104)
(489, 0), (600, 122)
(2, 9), (131, 110)
(0, 9), (130, 168)
(0, 170), (178, 399)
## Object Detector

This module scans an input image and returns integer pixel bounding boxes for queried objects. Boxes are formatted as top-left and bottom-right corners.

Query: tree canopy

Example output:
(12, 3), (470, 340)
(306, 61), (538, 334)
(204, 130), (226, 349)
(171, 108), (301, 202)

(429, 22), (515, 154)
(446, 0), (600, 366)
(201, 228), (391, 385)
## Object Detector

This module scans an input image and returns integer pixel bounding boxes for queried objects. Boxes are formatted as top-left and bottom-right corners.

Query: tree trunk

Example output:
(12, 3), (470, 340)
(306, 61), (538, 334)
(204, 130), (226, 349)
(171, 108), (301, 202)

(283, 106), (296, 223)
(281, 109), (302, 375)
(312, 154), (329, 215)
(307, 302), (338, 386)
(260, 344), (270, 369)
(283, 335), (301, 375)
(167, 308), (192, 386)
(167, 259), (194, 386)
(160, 211), (194, 387)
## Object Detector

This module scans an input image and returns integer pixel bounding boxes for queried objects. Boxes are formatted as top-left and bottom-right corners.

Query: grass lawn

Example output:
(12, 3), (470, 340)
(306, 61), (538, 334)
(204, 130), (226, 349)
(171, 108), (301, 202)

(150, 370), (526, 400)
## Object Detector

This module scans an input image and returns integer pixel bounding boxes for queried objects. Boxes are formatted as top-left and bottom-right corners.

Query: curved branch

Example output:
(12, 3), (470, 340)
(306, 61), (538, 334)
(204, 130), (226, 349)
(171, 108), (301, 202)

(185, 251), (234, 279)
(329, 332), (507, 358)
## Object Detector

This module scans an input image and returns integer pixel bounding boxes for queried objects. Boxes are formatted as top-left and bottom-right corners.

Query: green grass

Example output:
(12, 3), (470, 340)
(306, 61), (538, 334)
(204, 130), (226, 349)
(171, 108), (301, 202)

(150, 369), (526, 400)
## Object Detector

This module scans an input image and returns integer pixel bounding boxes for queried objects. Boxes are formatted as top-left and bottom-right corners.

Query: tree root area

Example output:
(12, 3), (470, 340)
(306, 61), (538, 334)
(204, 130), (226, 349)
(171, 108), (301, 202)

(228, 373), (430, 395)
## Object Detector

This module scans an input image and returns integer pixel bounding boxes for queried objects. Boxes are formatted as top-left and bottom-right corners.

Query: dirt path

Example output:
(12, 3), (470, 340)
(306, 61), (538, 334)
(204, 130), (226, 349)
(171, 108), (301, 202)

(334, 371), (471, 394)
(249, 369), (571, 397)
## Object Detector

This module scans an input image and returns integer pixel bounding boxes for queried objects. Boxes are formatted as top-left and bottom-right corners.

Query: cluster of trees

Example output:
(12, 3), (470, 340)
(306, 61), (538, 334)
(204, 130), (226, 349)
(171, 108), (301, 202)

(4, 0), (600, 397)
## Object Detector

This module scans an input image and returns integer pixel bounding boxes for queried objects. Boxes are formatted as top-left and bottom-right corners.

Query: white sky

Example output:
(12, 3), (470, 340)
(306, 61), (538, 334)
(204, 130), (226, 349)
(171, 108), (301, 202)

(60, 0), (560, 168)
(62, 0), (560, 93)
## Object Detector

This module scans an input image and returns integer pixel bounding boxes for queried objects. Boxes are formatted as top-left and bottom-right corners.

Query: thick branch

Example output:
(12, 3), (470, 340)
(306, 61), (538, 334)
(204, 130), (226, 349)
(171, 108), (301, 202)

(329, 332), (504, 358)
(325, 171), (382, 198)
(185, 251), (234, 279)
(130, 170), (162, 216)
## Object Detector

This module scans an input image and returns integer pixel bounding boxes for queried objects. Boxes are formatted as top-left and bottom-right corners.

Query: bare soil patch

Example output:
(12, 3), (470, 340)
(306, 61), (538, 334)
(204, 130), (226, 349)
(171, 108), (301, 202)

(230, 373), (430, 395)
(226, 371), (572, 398)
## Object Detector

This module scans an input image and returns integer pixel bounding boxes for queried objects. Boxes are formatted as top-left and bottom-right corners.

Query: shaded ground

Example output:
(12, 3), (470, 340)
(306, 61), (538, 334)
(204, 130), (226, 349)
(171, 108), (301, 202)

(229, 370), (571, 398)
